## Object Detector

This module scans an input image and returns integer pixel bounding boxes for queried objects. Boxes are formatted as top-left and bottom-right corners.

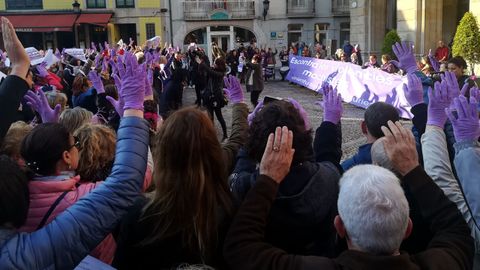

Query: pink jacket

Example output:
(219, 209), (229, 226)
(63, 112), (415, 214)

(20, 168), (153, 264)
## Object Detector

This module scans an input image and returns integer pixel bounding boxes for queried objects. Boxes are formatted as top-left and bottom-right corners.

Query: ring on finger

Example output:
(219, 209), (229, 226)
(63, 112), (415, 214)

(273, 146), (280, 152)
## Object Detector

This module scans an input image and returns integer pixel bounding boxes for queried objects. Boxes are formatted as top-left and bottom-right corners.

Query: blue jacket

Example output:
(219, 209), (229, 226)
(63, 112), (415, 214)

(0, 116), (149, 270)
(341, 143), (373, 171)
(72, 87), (98, 114)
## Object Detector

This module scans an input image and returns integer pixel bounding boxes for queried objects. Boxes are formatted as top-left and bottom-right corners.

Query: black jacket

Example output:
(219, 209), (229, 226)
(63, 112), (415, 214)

(0, 75), (30, 143)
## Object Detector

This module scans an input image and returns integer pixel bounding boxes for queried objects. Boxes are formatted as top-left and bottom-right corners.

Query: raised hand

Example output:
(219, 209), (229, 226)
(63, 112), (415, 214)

(223, 75), (244, 104)
(381, 121), (419, 176)
(91, 42), (97, 52)
(248, 101), (263, 126)
(144, 68), (153, 97)
(2, 17), (30, 81)
(259, 126), (295, 183)
(106, 73), (125, 116)
(442, 71), (461, 100)
(145, 51), (154, 66)
(403, 73), (424, 107)
(391, 41), (418, 74)
(88, 70), (105, 94)
(446, 95), (480, 142)
(322, 88), (343, 124)
(24, 90), (61, 123)
(427, 81), (451, 128)
(288, 98), (311, 130)
(36, 62), (49, 78)
(121, 52), (145, 111)
(428, 49), (440, 72)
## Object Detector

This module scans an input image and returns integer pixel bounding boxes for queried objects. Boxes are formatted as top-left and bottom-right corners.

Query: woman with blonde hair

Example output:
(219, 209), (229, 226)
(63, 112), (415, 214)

(59, 107), (93, 134)
(113, 76), (248, 269)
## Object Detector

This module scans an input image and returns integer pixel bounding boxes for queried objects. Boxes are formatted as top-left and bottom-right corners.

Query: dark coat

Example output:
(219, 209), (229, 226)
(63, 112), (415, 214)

(245, 62), (264, 92)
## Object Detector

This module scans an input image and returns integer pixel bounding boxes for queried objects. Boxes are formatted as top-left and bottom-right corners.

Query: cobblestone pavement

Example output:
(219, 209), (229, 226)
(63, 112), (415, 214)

(181, 79), (411, 162)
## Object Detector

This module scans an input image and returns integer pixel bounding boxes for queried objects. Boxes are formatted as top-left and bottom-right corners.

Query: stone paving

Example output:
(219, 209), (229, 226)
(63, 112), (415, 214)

(181, 79), (411, 162)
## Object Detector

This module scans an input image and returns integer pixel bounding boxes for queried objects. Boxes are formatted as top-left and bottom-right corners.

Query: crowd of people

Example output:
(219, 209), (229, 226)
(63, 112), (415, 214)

(0, 15), (479, 270)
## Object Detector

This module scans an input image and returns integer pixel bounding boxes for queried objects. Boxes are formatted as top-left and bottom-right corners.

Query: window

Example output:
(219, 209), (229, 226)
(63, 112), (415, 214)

(116, 0), (135, 8)
(292, 0), (306, 7)
(6, 0), (42, 10)
(146, 23), (156, 39)
(288, 24), (303, 45)
(87, 0), (106, 8)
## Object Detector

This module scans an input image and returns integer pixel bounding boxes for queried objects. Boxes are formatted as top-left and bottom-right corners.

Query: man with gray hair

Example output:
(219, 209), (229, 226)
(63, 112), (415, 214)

(224, 121), (473, 269)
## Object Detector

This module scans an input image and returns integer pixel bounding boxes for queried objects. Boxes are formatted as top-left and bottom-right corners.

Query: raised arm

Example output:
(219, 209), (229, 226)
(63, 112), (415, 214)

(0, 17), (31, 143)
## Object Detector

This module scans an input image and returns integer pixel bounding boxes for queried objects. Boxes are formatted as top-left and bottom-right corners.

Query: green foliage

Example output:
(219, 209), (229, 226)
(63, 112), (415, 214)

(453, 12), (480, 68)
(382, 30), (401, 59)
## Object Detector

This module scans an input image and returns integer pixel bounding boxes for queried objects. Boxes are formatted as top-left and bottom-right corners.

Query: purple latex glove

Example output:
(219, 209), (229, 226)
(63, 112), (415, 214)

(145, 52), (154, 66)
(91, 42), (97, 52)
(99, 43), (104, 52)
(322, 88), (343, 124)
(114, 56), (126, 78)
(465, 86), (480, 100)
(102, 58), (109, 73)
(129, 38), (134, 47)
(288, 98), (311, 130)
(144, 68), (153, 97)
(110, 48), (116, 58)
(24, 90), (61, 123)
(427, 81), (451, 127)
(153, 51), (160, 63)
(248, 101), (264, 126)
(223, 75), (244, 104)
(121, 52), (145, 111)
(442, 71), (461, 100)
(403, 73), (424, 107)
(109, 59), (117, 75)
(0, 49), (5, 62)
(94, 53), (102, 68)
(104, 41), (110, 51)
(390, 42), (418, 74)
(446, 95), (480, 142)
(88, 70), (105, 94)
(106, 73), (125, 116)
(36, 62), (49, 78)
(428, 49), (440, 72)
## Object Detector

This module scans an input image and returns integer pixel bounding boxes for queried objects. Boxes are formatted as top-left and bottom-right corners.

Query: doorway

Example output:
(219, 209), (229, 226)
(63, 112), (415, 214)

(211, 35), (229, 53)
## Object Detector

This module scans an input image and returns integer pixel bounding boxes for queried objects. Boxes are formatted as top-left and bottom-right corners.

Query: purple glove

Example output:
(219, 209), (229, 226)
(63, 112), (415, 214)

(24, 90), (61, 123)
(446, 95), (480, 142)
(391, 42), (418, 74)
(106, 73), (125, 116)
(91, 42), (97, 52)
(403, 73), (424, 107)
(288, 98), (311, 130)
(102, 58), (109, 73)
(110, 48), (116, 58)
(428, 49), (440, 72)
(153, 51), (160, 63)
(223, 75), (244, 104)
(121, 52), (145, 111)
(0, 49), (5, 62)
(88, 70), (105, 94)
(427, 81), (451, 127)
(129, 38), (134, 47)
(36, 62), (49, 78)
(104, 41), (110, 51)
(144, 68), (153, 97)
(465, 86), (480, 100)
(442, 71), (461, 101)
(54, 48), (61, 60)
(322, 88), (343, 124)
(248, 101), (264, 126)
(114, 56), (126, 78)
(145, 51), (154, 66)
(94, 53), (102, 68)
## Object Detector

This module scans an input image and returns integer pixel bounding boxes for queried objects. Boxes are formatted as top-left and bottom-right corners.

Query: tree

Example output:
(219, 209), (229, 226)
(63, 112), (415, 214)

(453, 12), (480, 74)
(382, 30), (401, 59)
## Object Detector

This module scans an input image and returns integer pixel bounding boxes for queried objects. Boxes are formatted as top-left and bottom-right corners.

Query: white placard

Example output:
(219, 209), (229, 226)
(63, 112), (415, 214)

(65, 48), (87, 62)
(25, 47), (44, 65)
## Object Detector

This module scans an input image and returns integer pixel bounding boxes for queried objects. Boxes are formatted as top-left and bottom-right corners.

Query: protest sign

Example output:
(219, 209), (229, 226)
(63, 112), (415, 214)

(117, 39), (124, 47)
(25, 47), (44, 65)
(148, 36), (161, 48)
(65, 48), (87, 62)
(42, 49), (60, 68)
(286, 55), (413, 119)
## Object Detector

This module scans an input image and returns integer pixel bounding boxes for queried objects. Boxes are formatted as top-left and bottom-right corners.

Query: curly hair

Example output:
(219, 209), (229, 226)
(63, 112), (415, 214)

(74, 124), (116, 182)
(245, 100), (313, 165)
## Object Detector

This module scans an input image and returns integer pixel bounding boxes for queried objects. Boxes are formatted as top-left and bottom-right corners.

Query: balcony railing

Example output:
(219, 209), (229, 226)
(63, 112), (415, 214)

(183, 1), (255, 21)
(287, 0), (315, 18)
(332, 0), (350, 16)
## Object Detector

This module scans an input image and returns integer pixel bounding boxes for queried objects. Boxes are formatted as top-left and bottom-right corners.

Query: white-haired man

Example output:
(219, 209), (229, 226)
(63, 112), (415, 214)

(224, 121), (473, 270)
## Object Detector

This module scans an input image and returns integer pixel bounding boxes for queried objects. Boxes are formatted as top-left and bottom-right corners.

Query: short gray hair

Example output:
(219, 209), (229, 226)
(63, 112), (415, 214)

(338, 165), (409, 255)
(370, 137), (397, 174)
(59, 107), (93, 134)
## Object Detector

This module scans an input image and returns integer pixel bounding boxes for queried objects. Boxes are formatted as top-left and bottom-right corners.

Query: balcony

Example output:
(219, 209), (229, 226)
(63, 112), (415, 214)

(287, 0), (315, 18)
(332, 0), (350, 16)
(183, 1), (255, 21)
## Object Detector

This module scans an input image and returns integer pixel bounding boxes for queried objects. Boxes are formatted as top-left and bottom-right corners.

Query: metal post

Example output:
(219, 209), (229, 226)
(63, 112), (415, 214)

(169, 0), (174, 43)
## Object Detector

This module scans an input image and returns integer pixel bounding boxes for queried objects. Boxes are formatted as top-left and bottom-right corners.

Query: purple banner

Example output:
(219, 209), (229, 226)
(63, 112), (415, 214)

(286, 55), (413, 119)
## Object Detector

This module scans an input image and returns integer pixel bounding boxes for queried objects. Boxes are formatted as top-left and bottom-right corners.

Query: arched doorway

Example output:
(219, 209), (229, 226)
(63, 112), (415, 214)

(184, 26), (256, 62)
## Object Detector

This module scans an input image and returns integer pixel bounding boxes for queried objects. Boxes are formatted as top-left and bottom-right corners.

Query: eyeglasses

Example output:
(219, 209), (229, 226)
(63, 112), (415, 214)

(69, 136), (81, 150)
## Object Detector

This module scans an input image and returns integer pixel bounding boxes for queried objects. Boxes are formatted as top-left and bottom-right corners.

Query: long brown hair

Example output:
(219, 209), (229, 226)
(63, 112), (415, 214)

(140, 107), (233, 262)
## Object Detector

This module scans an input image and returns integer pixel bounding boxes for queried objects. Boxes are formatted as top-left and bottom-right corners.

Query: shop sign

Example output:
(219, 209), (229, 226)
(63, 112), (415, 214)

(15, 28), (33, 32)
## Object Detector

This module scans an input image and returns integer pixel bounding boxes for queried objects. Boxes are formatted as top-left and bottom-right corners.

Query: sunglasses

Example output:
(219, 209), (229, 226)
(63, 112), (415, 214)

(69, 136), (81, 150)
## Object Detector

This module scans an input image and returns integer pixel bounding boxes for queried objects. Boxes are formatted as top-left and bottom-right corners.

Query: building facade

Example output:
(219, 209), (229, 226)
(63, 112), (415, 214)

(167, 0), (350, 60)
(0, 0), (165, 49)
(350, 0), (477, 59)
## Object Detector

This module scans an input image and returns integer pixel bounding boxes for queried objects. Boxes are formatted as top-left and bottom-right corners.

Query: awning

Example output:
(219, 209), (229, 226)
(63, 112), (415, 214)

(2, 14), (77, 32)
(75, 13), (112, 27)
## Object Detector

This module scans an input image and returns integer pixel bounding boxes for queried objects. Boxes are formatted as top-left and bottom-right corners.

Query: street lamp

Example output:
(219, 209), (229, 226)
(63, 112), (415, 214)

(72, 0), (81, 13)
(263, 0), (270, 21)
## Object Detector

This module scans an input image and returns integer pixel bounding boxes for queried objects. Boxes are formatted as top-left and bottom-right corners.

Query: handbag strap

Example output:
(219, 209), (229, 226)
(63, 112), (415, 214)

(36, 190), (69, 230)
